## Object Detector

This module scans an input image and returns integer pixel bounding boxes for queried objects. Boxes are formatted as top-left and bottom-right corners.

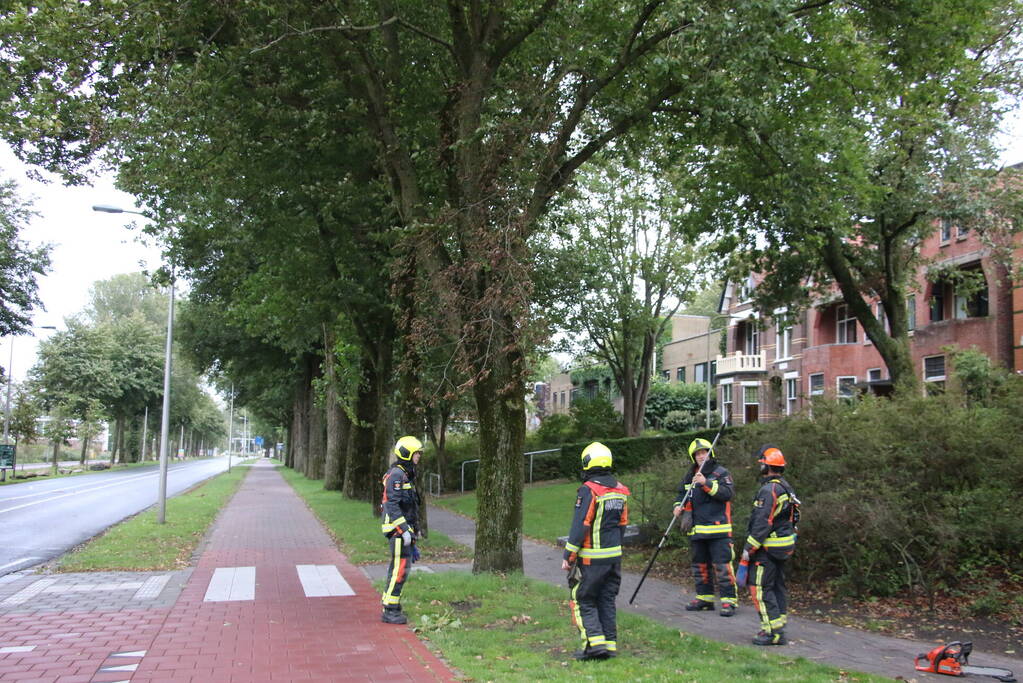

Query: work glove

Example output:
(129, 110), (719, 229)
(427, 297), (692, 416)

(411, 545), (421, 563)
(679, 510), (694, 534)
(401, 530), (412, 546)
(736, 558), (749, 587)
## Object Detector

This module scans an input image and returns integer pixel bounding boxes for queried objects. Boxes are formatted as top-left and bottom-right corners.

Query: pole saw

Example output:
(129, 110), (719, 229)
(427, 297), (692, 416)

(628, 411), (730, 604)
(915, 642), (1015, 682)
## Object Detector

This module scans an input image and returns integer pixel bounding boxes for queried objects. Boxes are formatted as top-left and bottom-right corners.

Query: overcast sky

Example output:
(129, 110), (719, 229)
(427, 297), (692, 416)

(3, 110), (1023, 384)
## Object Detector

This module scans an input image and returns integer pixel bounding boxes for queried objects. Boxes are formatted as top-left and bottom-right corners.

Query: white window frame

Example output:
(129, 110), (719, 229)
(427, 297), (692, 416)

(785, 377), (798, 415)
(776, 326), (792, 360)
(837, 375), (857, 399)
(721, 382), (733, 412)
(867, 368), (882, 383)
(836, 304), (857, 344)
(907, 295), (916, 332)
(923, 355), (946, 382)
(694, 362), (708, 384)
(744, 322), (760, 355)
(809, 373), (825, 396)
(743, 384), (759, 406)
(940, 217), (953, 243)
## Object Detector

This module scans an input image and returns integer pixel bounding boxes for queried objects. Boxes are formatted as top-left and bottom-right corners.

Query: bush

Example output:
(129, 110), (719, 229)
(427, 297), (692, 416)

(570, 395), (624, 440)
(645, 381), (709, 428)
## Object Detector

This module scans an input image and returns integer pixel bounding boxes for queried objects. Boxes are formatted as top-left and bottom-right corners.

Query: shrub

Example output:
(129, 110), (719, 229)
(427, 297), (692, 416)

(645, 381), (709, 428)
(570, 395), (624, 440)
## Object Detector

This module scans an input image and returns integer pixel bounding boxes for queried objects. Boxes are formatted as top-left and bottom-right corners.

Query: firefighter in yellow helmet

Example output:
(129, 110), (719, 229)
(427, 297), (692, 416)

(562, 442), (630, 660)
(380, 435), (423, 624)
(672, 436), (738, 616)
(742, 444), (799, 646)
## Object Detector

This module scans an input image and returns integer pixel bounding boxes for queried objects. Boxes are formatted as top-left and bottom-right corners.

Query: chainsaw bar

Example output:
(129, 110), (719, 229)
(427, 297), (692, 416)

(961, 664), (1017, 682)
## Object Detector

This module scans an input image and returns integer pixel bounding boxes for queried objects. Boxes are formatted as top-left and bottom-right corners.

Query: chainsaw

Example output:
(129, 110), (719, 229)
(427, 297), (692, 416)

(915, 642), (1016, 682)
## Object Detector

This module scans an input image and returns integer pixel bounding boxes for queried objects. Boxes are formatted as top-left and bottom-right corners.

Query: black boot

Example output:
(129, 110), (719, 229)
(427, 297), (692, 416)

(573, 644), (610, 661)
(752, 629), (786, 646)
(685, 599), (714, 611)
(381, 605), (407, 624)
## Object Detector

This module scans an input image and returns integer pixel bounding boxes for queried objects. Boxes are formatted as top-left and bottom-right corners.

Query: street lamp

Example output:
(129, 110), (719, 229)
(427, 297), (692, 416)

(92, 204), (174, 524)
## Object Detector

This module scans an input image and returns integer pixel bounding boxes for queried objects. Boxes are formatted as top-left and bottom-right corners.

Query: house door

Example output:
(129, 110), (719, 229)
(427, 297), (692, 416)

(745, 404), (759, 423)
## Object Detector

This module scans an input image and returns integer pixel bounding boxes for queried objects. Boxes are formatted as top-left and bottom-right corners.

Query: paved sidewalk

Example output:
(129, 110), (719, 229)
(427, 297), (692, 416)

(0, 461), (454, 682)
(396, 505), (1021, 682)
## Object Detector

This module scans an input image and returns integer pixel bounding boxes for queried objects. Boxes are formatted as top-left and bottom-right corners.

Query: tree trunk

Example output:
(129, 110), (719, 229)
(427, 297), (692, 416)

(110, 417), (121, 464)
(323, 327), (345, 490)
(344, 361), (378, 501)
(285, 424), (294, 468)
(51, 439), (60, 472)
(79, 432), (88, 465)
(471, 349), (526, 573)
(306, 380), (326, 480)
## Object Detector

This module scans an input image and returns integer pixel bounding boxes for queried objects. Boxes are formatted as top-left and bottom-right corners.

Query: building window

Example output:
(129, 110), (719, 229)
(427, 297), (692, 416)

(785, 378), (798, 415)
(930, 285), (946, 322)
(940, 217), (953, 243)
(837, 376), (857, 399)
(721, 382), (733, 406)
(661, 369), (670, 380)
(694, 362), (708, 384)
(560, 391), (566, 407)
(744, 322), (760, 355)
(907, 295), (916, 331)
(956, 225), (969, 240)
(676, 367), (686, 383)
(953, 272), (989, 319)
(710, 360), (717, 385)
(809, 373), (824, 396)
(924, 355), (946, 393)
(776, 326), (792, 359)
(743, 385), (759, 423)
(836, 304), (857, 343)
(867, 368), (882, 382)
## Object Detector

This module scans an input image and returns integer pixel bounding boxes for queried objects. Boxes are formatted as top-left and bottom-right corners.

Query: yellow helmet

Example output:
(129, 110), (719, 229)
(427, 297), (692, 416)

(687, 438), (713, 462)
(581, 442), (613, 470)
(394, 435), (423, 461)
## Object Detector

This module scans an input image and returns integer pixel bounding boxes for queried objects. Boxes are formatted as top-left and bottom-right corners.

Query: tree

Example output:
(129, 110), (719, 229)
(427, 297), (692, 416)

(7, 384), (41, 446)
(543, 155), (708, 435)
(0, 177), (50, 337)
(86, 272), (168, 328)
(696, 0), (1023, 388)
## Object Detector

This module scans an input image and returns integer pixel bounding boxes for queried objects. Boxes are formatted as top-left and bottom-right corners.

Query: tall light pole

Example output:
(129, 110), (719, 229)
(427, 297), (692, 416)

(92, 204), (174, 523)
(227, 384), (234, 473)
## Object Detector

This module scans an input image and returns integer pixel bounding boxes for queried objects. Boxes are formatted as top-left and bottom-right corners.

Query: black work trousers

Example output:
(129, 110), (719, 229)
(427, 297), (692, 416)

(691, 536), (737, 605)
(381, 534), (412, 607)
(749, 550), (788, 633)
(570, 562), (621, 652)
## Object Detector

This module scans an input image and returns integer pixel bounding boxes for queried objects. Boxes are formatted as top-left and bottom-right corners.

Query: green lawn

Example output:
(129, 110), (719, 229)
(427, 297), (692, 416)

(278, 467), (473, 565)
(391, 571), (885, 682)
(59, 463), (250, 571)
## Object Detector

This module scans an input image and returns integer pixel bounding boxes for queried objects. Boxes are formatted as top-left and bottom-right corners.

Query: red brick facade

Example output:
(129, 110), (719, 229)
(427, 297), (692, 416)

(716, 225), (1016, 424)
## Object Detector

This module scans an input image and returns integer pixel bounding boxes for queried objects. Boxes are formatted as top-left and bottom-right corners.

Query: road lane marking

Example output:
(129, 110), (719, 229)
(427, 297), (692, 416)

(296, 564), (355, 597)
(0, 462), (224, 515)
(203, 567), (255, 602)
(0, 557), (40, 572)
(111, 650), (147, 657)
(0, 646), (35, 653)
(99, 663), (138, 672)
(1, 578), (57, 605)
(0, 469), (163, 502)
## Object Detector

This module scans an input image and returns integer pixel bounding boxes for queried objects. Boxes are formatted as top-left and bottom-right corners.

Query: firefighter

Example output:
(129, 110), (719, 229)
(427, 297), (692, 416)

(672, 437), (737, 616)
(380, 435), (423, 624)
(562, 442), (630, 661)
(742, 444), (799, 646)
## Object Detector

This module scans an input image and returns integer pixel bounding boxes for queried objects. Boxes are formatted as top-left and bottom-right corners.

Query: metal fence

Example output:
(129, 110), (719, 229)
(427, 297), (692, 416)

(459, 448), (563, 492)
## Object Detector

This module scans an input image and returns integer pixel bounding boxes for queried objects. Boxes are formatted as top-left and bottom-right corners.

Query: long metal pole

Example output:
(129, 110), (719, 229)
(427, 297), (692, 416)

(157, 279), (174, 524)
(140, 405), (148, 461)
(227, 386), (233, 473)
(3, 338), (13, 443)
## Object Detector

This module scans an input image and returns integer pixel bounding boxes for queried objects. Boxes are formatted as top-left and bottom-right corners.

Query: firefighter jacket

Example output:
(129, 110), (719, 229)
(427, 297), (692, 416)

(743, 475), (798, 558)
(380, 461), (420, 538)
(563, 471), (630, 566)
(674, 458), (734, 540)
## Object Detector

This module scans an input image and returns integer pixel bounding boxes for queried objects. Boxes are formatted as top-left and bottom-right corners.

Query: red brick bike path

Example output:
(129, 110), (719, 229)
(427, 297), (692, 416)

(0, 462), (455, 682)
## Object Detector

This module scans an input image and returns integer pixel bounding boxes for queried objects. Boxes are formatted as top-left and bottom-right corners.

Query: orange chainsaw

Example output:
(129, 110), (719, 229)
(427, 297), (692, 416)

(915, 642), (1015, 682)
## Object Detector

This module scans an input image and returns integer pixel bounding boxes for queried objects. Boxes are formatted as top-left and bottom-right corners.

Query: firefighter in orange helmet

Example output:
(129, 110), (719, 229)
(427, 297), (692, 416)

(742, 444), (799, 646)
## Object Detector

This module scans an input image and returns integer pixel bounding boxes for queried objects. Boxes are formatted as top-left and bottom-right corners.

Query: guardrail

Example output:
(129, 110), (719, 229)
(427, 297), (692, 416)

(459, 448), (564, 492)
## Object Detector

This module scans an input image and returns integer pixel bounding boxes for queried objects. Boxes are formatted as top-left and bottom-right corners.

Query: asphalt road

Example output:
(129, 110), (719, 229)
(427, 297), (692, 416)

(0, 457), (230, 576)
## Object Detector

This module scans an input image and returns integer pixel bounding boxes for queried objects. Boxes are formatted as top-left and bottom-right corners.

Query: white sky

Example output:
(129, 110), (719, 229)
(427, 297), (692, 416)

(2, 110), (1023, 384)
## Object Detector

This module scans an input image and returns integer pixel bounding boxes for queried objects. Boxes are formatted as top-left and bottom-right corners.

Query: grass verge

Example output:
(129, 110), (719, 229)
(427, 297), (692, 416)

(278, 466), (473, 564)
(389, 571), (885, 682)
(58, 464), (249, 571)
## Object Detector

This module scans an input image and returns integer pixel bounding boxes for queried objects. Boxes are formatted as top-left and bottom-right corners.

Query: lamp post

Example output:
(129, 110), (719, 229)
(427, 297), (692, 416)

(227, 384), (234, 473)
(92, 204), (174, 523)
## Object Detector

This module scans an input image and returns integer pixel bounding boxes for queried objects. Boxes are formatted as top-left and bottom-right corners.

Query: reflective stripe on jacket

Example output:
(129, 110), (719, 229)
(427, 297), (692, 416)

(744, 476), (797, 556)
(564, 473), (630, 565)
(381, 461), (419, 536)
(674, 459), (734, 539)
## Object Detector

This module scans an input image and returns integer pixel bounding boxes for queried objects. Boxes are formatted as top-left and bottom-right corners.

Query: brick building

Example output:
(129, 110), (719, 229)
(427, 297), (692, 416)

(716, 222), (1016, 423)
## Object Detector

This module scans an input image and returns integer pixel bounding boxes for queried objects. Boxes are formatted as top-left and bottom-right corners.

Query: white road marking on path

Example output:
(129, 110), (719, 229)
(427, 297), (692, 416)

(1, 578), (57, 605)
(111, 650), (147, 658)
(203, 567), (256, 602)
(99, 663), (138, 672)
(133, 574), (171, 600)
(0, 557), (40, 572)
(0, 646), (35, 653)
(296, 564), (355, 597)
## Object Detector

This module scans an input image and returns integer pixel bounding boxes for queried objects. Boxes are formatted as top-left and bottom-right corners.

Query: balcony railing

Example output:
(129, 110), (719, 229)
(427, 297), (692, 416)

(715, 351), (767, 375)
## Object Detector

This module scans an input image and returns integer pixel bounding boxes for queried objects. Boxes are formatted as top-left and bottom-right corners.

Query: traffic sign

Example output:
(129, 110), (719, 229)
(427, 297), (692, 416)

(0, 444), (15, 469)
(254, 436), (264, 447)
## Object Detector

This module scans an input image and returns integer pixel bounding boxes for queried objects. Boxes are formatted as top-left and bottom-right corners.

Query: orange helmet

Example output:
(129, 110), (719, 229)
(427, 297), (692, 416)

(756, 444), (786, 467)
